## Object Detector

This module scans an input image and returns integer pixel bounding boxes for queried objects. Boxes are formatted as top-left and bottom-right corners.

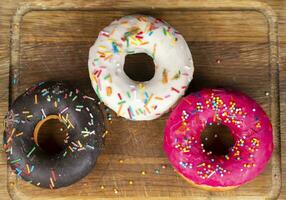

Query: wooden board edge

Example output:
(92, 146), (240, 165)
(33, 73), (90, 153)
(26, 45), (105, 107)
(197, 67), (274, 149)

(7, 0), (281, 199)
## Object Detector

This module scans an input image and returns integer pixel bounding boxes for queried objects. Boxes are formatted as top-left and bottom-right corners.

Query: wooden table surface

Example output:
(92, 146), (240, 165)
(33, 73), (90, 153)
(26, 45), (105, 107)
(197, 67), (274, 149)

(0, 0), (285, 199)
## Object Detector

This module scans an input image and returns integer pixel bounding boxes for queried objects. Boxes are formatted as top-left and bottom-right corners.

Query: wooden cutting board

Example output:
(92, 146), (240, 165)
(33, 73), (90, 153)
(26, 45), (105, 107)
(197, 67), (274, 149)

(2, 0), (282, 199)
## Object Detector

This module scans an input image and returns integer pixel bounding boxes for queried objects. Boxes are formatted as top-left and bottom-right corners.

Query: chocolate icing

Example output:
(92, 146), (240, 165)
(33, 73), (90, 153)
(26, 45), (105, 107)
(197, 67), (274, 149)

(3, 81), (105, 189)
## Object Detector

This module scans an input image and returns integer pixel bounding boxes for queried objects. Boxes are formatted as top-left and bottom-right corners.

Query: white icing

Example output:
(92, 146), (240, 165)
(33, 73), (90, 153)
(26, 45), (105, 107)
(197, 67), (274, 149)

(88, 15), (194, 120)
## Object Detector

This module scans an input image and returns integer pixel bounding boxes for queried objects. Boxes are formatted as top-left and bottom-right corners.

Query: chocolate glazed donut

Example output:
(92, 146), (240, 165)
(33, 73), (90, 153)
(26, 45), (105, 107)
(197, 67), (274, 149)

(3, 81), (105, 189)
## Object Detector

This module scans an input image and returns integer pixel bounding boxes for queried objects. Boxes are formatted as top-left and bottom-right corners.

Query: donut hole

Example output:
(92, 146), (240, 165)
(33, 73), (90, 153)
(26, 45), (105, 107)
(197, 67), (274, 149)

(200, 123), (235, 156)
(124, 53), (155, 82)
(33, 115), (67, 155)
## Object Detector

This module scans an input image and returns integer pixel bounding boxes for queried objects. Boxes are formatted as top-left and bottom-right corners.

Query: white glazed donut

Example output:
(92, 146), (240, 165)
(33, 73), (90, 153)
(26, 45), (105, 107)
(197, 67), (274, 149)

(88, 15), (194, 120)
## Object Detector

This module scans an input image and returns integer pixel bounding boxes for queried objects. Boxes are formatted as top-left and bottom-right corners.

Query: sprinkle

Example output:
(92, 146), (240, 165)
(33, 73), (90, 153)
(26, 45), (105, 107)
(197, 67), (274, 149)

(34, 95), (38, 104)
(10, 158), (21, 164)
(42, 90), (49, 96)
(152, 44), (157, 58)
(208, 171), (216, 178)
(171, 87), (180, 93)
(7, 128), (16, 143)
(144, 91), (149, 99)
(172, 70), (181, 80)
(77, 140), (83, 148)
(154, 168), (160, 174)
(96, 69), (102, 78)
(98, 45), (107, 50)
(104, 74), (112, 83)
(135, 110), (140, 115)
(54, 101), (58, 108)
(30, 165), (35, 173)
(117, 93), (122, 100)
(47, 95), (52, 102)
(51, 170), (57, 181)
(83, 95), (95, 101)
(89, 113), (94, 118)
(68, 146), (74, 152)
(41, 108), (46, 118)
(126, 91), (131, 98)
(81, 130), (90, 134)
(27, 146), (36, 158)
(86, 145), (94, 150)
(26, 115), (33, 118)
(135, 35), (143, 39)
(106, 86), (112, 96)
(71, 141), (78, 147)
(144, 106), (151, 114)
(97, 51), (106, 58)
(104, 54), (113, 60)
(138, 83), (145, 91)
(141, 171), (146, 175)
(140, 41), (149, 45)
(155, 96), (164, 100)
(67, 119), (75, 129)
(163, 27), (167, 35)
(16, 132), (23, 137)
(118, 100), (126, 105)
(100, 30), (110, 37)
(60, 107), (69, 114)
(117, 104), (123, 116)
(72, 96), (78, 101)
(161, 69), (169, 84)
(197, 163), (205, 168)
(126, 37), (130, 47)
(50, 177), (55, 188)
(16, 168), (22, 176)
(102, 130), (108, 138)
(138, 108), (143, 114)
(112, 41), (119, 53)
(145, 94), (154, 106)
(128, 107), (133, 119)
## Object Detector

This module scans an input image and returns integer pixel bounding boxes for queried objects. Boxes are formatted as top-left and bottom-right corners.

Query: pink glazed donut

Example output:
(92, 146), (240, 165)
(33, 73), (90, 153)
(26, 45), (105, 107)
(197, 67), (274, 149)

(164, 88), (273, 191)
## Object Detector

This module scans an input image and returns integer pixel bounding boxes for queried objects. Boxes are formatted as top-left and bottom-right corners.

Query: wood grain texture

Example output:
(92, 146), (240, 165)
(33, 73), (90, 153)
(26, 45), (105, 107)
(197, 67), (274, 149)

(0, 0), (285, 199)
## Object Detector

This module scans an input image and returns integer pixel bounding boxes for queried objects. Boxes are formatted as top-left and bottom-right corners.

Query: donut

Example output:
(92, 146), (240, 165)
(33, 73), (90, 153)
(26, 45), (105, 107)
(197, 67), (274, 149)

(88, 14), (194, 120)
(3, 81), (105, 189)
(164, 88), (273, 191)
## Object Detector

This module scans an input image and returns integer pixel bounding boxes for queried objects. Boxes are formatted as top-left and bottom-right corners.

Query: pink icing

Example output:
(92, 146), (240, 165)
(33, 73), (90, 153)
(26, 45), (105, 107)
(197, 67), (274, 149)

(164, 88), (273, 187)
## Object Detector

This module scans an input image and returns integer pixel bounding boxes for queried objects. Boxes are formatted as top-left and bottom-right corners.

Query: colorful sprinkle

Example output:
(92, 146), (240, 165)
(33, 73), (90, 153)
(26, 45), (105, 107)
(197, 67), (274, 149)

(27, 146), (36, 158)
